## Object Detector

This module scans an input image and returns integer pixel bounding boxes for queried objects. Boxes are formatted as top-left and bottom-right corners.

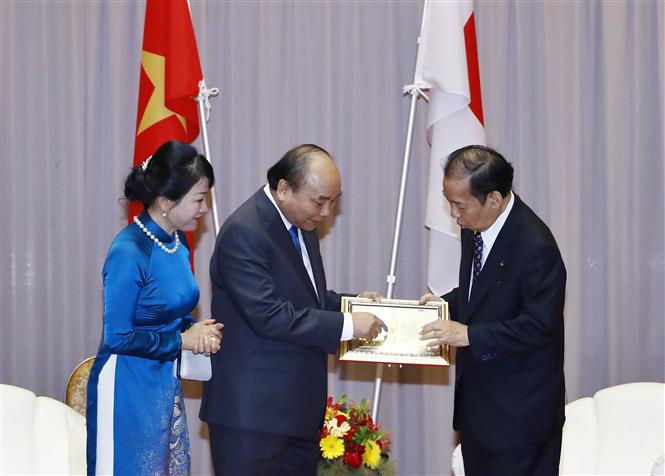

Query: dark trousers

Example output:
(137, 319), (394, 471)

(460, 430), (562, 476)
(208, 423), (320, 476)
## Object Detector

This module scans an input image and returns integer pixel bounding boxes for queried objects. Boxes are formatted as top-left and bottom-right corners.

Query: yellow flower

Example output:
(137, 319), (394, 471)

(362, 439), (381, 469)
(324, 406), (337, 420)
(320, 435), (345, 460)
(325, 407), (348, 421)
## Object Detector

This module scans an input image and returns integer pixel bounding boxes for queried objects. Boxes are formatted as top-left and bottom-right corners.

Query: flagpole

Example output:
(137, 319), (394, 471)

(371, 0), (431, 423)
(196, 80), (221, 236)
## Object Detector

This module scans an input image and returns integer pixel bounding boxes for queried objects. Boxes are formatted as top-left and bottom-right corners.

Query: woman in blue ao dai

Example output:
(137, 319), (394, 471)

(87, 141), (223, 475)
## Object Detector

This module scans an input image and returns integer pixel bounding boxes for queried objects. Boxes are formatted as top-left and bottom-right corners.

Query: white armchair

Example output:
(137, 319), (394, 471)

(451, 382), (665, 476)
(560, 381), (664, 475)
(0, 384), (86, 475)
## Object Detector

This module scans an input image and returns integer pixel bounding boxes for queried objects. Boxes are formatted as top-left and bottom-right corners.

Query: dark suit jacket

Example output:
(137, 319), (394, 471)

(443, 194), (566, 450)
(200, 188), (344, 437)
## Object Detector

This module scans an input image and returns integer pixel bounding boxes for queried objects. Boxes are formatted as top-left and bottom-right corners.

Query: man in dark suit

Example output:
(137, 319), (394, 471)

(419, 145), (566, 476)
(200, 144), (386, 476)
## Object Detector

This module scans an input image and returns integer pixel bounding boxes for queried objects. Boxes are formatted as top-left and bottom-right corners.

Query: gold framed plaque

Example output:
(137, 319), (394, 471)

(339, 297), (449, 366)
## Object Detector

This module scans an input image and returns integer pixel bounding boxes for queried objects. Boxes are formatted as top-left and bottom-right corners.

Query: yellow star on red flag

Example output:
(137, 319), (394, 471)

(137, 50), (188, 136)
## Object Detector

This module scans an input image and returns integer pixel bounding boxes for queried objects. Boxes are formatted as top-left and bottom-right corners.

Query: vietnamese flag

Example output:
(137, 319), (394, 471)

(130, 0), (203, 263)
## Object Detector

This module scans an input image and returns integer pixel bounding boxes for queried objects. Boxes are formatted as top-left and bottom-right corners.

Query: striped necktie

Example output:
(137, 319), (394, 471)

(472, 231), (484, 284)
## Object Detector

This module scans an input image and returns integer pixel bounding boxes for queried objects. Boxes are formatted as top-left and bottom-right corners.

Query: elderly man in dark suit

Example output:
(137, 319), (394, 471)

(200, 144), (386, 476)
(419, 145), (566, 476)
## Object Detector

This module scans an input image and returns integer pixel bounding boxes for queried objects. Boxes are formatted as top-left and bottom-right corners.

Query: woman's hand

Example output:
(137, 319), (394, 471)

(181, 319), (224, 355)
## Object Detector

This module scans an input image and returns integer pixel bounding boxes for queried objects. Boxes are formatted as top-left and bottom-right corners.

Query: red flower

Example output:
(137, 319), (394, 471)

(334, 414), (347, 426)
(343, 422), (357, 440)
(378, 437), (391, 453)
(346, 440), (362, 454)
(343, 451), (363, 468)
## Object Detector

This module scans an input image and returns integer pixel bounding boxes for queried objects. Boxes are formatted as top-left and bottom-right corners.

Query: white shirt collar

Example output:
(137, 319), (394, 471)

(479, 191), (514, 260)
(262, 184), (320, 299)
(263, 183), (293, 231)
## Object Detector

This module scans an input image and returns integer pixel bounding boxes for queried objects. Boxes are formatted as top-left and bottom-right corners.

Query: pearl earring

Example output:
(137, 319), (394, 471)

(162, 210), (167, 218)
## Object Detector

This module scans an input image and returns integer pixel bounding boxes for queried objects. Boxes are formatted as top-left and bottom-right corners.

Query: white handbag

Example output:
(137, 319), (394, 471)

(175, 350), (212, 381)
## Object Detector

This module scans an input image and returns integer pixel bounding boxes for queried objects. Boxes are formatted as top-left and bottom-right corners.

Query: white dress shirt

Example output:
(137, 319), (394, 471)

(469, 192), (514, 300)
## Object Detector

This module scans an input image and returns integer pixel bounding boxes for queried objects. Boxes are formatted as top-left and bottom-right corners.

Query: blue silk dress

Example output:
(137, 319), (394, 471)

(87, 211), (197, 475)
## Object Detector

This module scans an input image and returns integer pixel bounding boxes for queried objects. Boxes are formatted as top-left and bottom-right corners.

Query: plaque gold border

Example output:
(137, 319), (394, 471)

(339, 297), (449, 367)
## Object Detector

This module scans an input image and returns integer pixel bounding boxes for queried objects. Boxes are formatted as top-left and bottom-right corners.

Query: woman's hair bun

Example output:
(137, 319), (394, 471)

(122, 140), (214, 209)
(124, 164), (156, 205)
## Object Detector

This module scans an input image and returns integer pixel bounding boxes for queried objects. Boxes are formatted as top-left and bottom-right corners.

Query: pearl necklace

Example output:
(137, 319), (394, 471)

(133, 216), (180, 254)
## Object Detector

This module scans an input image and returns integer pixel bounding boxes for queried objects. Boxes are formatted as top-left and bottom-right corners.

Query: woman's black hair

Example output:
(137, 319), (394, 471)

(124, 141), (215, 208)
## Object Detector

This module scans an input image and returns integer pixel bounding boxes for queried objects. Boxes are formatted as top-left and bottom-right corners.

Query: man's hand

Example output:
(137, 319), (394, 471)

(419, 320), (469, 348)
(351, 312), (388, 340)
(357, 291), (383, 302)
(419, 293), (443, 305)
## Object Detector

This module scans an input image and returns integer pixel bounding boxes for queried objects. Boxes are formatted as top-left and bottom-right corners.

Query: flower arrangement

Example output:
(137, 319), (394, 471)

(318, 395), (395, 476)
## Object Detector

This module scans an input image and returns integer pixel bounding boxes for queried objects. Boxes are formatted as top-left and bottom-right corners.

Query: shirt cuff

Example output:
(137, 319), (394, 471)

(341, 312), (354, 341)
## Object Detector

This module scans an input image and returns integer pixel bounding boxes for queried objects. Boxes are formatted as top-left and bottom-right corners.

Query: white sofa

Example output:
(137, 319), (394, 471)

(452, 382), (665, 475)
(0, 384), (86, 475)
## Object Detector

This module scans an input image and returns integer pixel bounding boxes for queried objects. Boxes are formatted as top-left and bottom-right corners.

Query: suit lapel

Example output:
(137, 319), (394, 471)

(255, 190), (321, 304)
(302, 230), (325, 306)
(461, 196), (522, 322)
(457, 230), (474, 323)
